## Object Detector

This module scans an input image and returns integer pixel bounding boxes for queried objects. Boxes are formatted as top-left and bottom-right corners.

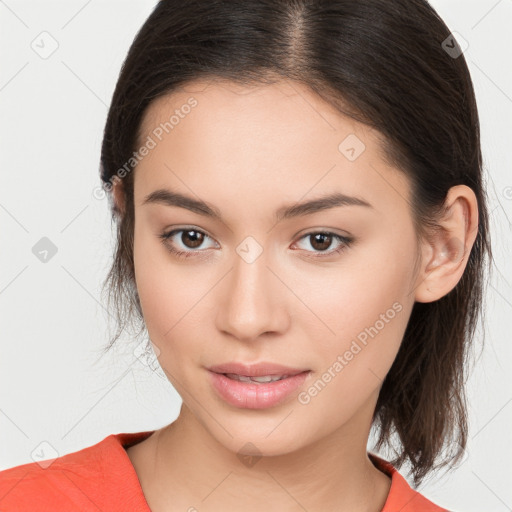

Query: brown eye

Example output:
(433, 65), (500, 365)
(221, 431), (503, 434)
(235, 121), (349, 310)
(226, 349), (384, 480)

(293, 231), (353, 258)
(180, 229), (205, 249)
(308, 233), (333, 252)
(158, 227), (217, 259)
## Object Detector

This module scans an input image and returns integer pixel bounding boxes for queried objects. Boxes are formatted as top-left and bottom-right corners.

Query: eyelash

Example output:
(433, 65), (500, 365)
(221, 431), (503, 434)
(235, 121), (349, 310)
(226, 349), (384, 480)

(158, 228), (354, 260)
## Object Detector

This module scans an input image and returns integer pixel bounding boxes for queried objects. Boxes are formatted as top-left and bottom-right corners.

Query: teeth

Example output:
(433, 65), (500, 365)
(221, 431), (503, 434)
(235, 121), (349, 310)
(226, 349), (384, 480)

(225, 373), (289, 383)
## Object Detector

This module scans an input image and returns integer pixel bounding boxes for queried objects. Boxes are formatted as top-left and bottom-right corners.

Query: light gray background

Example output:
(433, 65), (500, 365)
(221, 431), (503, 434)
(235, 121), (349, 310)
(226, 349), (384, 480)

(1, 1), (511, 511)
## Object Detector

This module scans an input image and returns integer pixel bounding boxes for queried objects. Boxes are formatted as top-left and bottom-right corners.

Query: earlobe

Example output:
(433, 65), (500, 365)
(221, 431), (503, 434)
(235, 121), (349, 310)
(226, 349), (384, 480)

(413, 185), (479, 303)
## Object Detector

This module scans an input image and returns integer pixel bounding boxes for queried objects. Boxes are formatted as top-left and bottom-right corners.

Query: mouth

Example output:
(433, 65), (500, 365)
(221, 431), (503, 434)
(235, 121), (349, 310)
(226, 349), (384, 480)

(221, 373), (300, 383)
(207, 368), (312, 409)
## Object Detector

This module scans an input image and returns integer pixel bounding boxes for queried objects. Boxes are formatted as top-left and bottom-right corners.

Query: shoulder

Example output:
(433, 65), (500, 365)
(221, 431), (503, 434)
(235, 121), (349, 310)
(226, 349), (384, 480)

(0, 431), (154, 512)
(0, 434), (116, 511)
(369, 453), (450, 512)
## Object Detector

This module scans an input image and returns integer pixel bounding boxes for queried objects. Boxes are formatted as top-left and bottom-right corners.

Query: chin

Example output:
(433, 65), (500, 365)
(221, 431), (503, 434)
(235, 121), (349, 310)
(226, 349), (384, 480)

(206, 418), (310, 459)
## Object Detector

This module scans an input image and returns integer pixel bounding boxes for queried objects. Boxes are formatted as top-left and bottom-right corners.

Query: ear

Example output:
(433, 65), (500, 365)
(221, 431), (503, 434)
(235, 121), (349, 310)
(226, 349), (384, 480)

(112, 179), (126, 217)
(414, 185), (479, 303)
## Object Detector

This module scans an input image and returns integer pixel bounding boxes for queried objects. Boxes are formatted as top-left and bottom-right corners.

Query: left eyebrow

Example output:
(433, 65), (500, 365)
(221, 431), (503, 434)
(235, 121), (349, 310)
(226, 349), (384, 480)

(275, 192), (373, 221)
(142, 188), (373, 222)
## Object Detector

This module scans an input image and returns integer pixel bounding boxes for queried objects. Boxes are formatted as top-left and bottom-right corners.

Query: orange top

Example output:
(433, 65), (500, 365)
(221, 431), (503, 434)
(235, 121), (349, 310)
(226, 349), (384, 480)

(0, 430), (448, 511)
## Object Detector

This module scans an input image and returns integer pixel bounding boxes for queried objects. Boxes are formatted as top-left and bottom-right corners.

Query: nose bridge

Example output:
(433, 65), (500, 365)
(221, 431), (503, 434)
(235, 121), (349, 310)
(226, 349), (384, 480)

(216, 237), (287, 341)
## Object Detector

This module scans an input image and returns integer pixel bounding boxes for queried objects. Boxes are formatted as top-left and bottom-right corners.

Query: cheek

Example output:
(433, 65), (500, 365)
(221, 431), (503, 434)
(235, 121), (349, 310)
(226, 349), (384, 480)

(133, 228), (170, 331)
(133, 226), (214, 372)
(294, 230), (416, 394)
(293, 278), (412, 432)
(133, 225), (179, 342)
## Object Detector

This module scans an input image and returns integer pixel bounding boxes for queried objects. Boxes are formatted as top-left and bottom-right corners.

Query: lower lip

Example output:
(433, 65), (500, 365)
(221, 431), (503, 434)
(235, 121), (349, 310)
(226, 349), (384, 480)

(208, 370), (311, 409)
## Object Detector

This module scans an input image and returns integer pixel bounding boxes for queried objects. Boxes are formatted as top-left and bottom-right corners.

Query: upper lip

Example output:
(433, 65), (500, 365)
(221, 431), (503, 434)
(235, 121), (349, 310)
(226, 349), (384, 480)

(207, 362), (310, 377)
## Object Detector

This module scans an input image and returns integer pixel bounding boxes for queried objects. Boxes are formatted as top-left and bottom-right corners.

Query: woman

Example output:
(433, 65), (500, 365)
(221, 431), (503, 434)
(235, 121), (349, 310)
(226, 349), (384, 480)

(0, 0), (492, 510)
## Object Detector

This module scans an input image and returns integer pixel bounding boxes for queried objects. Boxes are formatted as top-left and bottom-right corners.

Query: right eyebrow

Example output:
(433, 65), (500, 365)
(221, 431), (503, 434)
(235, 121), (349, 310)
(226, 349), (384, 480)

(142, 188), (223, 220)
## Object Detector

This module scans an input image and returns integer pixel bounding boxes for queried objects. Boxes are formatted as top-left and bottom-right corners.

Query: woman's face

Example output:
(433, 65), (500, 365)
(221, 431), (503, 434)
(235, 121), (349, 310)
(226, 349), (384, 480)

(130, 79), (422, 455)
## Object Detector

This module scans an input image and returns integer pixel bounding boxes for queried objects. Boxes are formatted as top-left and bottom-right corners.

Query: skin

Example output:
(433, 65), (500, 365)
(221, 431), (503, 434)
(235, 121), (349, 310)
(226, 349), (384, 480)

(115, 79), (479, 512)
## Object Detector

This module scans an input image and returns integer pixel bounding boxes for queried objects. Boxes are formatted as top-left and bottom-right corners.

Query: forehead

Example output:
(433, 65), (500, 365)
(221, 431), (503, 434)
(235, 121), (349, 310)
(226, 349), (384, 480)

(134, 79), (411, 219)
(138, 78), (378, 151)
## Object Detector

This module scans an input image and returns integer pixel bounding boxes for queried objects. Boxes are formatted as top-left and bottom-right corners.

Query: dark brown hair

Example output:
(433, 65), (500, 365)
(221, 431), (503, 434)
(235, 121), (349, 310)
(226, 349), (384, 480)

(99, 0), (492, 486)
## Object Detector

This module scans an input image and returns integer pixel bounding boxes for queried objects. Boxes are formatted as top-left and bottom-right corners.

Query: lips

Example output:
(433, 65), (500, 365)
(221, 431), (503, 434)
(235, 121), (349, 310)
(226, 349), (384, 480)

(207, 361), (309, 378)
(208, 369), (311, 409)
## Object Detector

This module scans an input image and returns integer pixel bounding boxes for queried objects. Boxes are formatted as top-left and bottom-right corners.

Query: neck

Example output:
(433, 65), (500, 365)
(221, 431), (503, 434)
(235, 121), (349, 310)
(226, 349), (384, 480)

(134, 400), (391, 512)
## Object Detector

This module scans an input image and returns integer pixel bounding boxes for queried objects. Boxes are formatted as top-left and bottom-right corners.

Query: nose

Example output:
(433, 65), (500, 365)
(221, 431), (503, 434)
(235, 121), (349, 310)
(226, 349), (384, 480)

(215, 246), (290, 343)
